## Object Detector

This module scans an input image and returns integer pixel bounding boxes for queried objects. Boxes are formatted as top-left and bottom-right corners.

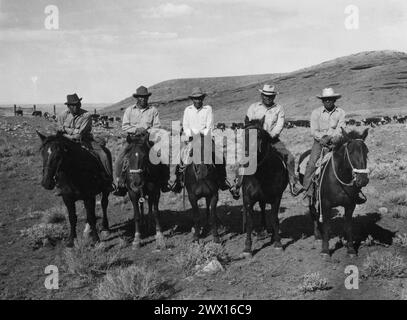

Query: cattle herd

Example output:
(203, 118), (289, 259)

(214, 115), (407, 131)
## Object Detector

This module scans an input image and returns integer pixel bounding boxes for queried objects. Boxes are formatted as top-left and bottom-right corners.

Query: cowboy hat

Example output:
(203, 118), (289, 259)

(64, 93), (82, 105)
(258, 84), (279, 96)
(189, 87), (206, 99)
(133, 86), (152, 98)
(317, 88), (342, 100)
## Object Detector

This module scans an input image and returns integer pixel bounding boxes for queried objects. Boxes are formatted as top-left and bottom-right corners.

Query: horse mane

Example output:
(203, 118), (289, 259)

(40, 131), (77, 150)
(333, 129), (366, 151)
(244, 118), (272, 144)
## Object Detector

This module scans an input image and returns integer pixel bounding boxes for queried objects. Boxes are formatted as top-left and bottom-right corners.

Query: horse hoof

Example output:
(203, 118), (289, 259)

(239, 252), (252, 259)
(132, 241), (141, 249)
(320, 253), (331, 261)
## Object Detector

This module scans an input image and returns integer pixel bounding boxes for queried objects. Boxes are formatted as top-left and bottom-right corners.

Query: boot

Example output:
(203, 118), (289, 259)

(171, 165), (184, 193)
(218, 179), (232, 191)
(160, 181), (172, 193)
(230, 175), (243, 200)
(113, 177), (127, 197)
(354, 191), (367, 204)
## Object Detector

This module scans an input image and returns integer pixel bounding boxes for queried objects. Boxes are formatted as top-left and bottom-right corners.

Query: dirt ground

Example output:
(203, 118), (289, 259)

(1, 116), (407, 300)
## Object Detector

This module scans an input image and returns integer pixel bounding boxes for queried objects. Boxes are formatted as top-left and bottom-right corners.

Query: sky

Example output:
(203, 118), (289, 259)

(0, 0), (407, 104)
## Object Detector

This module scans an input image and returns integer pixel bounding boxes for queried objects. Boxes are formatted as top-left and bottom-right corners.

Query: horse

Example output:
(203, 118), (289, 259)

(303, 128), (369, 258)
(122, 132), (166, 250)
(240, 117), (288, 257)
(183, 134), (222, 243)
(37, 131), (111, 247)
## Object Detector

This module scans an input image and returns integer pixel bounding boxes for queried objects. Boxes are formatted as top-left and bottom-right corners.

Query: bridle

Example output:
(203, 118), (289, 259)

(331, 139), (370, 187)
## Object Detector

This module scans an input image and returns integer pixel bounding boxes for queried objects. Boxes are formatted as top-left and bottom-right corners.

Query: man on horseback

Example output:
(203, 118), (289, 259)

(171, 87), (232, 193)
(230, 84), (303, 199)
(113, 86), (171, 196)
(302, 87), (366, 205)
(57, 93), (113, 195)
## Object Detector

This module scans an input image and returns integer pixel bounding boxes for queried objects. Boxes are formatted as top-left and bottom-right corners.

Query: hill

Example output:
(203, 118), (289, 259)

(103, 50), (407, 126)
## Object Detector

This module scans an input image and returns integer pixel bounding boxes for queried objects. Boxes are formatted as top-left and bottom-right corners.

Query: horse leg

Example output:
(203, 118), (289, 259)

(344, 204), (357, 257)
(257, 201), (267, 239)
(320, 202), (331, 258)
(309, 204), (322, 241)
(151, 193), (165, 250)
(188, 193), (200, 242)
(83, 197), (99, 244)
(62, 195), (77, 247)
(129, 191), (142, 248)
(209, 194), (220, 243)
(270, 197), (283, 250)
(242, 202), (254, 258)
(100, 191), (110, 237)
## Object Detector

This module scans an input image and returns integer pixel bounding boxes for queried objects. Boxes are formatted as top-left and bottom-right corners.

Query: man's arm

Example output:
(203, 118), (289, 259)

(332, 109), (346, 137)
(122, 108), (136, 133)
(182, 108), (192, 138)
(310, 109), (324, 141)
(70, 114), (92, 140)
(270, 107), (285, 138)
(151, 108), (161, 129)
(201, 107), (213, 136)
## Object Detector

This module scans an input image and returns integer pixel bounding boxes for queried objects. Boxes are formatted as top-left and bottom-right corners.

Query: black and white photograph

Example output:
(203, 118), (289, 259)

(1, 0), (407, 303)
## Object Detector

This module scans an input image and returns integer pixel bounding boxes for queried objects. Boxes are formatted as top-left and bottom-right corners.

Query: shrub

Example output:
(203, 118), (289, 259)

(362, 251), (407, 279)
(384, 191), (407, 206)
(95, 265), (166, 300)
(393, 234), (407, 248)
(63, 239), (122, 281)
(175, 242), (229, 276)
(20, 223), (66, 248)
(299, 272), (330, 293)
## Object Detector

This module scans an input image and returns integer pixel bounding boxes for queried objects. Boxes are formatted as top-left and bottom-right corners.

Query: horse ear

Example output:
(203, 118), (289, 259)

(341, 127), (349, 140)
(361, 128), (369, 141)
(36, 130), (46, 142)
(244, 115), (250, 126)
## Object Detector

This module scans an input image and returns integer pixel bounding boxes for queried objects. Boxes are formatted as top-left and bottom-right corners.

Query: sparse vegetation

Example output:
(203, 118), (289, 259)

(20, 223), (66, 249)
(63, 239), (123, 281)
(175, 242), (229, 276)
(41, 206), (66, 224)
(362, 251), (407, 279)
(393, 234), (407, 248)
(95, 265), (168, 300)
(299, 272), (330, 293)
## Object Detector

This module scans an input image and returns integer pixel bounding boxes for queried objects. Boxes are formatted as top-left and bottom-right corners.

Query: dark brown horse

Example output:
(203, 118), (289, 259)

(183, 135), (221, 243)
(37, 131), (111, 247)
(122, 132), (166, 250)
(305, 128), (369, 258)
(241, 117), (288, 257)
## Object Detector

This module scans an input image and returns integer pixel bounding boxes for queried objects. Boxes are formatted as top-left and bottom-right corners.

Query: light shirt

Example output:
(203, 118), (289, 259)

(122, 104), (161, 133)
(58, 109), (92, 140)
(246, 102), (285, 138)
(310, 106), (346, 141)
(182, 105), (213, 138)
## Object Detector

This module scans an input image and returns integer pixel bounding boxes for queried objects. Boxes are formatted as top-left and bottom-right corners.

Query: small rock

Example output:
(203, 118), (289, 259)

(199, 259), (225, 275)
(378, 207), (388, 215)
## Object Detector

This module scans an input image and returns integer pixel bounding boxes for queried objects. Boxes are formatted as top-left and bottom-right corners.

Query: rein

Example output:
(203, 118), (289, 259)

(331, 139), (370, 187)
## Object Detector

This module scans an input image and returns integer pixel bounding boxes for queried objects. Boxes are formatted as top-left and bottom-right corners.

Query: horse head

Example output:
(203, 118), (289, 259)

(125, 132), (151, 194)
(340, 127), (370, 188)
(37, 130), (69, 190)
(243, 116), (270, 156)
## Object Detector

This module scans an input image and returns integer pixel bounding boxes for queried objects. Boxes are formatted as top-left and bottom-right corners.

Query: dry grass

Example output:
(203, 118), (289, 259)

(41, 206), (66, 224)
(20, 223), (67, 249)
(174, 242), (229, 276)
(362, 251), (407, 279)
(298, 272), (330, 293)
(95, 265), (168, 300)
(63, 239), (123, 282)
(393, 234), (407, 248)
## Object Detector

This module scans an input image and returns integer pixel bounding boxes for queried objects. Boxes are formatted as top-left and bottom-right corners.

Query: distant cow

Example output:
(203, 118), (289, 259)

(292, 120), (310, 128)
(99, 115), (108, 121)
(115, 117), (121, 122)
(216, 123), (226, 131)
(32, 111), (42, 117)
(345, 119), (356, 126)
(362, 117), (385, 127)
(15, 109), (23, 116)
(285, 120), (295, 129)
